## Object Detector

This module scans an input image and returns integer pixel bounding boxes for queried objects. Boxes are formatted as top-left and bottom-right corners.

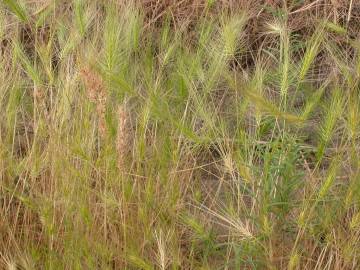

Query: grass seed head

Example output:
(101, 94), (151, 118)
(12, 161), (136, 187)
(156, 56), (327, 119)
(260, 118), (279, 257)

(116, 103), (132, 172)
(80, 67), (107, 137)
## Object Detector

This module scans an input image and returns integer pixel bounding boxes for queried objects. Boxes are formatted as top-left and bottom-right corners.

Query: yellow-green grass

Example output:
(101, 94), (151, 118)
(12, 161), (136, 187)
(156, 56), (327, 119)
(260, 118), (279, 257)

(1, 1), (360, 269)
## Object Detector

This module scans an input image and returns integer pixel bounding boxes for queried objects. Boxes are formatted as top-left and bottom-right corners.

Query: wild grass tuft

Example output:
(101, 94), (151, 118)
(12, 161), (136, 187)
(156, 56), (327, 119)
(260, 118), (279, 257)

(1, 1), (360, 269)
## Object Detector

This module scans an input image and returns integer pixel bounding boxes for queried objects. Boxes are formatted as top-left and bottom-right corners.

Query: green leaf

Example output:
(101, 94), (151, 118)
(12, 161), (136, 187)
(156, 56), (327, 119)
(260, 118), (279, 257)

(3, 0), (29, 22)
(325, 22), (347, 35)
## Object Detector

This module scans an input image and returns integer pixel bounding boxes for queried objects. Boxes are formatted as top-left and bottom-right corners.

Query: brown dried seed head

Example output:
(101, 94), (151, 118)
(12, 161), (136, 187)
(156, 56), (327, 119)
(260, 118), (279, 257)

(80, 68), (103, 102)
(80, 67), (107, 137)
(33, 86), (44, 102)
(116, 104), (131, 171)
(97, 106), (107, 137)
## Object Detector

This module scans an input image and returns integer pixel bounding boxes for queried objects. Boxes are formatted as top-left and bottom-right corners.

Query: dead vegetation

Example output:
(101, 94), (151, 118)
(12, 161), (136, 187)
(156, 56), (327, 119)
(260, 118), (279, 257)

(0, 0), (360, 269)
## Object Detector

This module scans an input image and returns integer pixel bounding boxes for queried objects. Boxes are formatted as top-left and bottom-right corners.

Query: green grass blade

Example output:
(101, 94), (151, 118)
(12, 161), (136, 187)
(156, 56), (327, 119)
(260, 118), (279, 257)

(2, 0), (29, 22)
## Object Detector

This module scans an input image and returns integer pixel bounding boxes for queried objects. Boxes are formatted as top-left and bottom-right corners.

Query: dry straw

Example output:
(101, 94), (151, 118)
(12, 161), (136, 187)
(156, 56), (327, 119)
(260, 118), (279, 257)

(80, 67), (107, 137)
(116, 104), (131, 172)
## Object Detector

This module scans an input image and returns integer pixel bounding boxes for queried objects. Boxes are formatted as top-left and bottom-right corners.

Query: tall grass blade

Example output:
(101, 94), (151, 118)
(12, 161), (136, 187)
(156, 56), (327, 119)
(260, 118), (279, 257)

(2, 0), (29, 22)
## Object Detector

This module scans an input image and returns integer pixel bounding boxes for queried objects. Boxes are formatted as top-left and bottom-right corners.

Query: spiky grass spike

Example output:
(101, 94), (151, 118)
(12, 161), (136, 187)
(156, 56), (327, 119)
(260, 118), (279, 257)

(80, 67), (107, 137)
(116, 103), (131, 172)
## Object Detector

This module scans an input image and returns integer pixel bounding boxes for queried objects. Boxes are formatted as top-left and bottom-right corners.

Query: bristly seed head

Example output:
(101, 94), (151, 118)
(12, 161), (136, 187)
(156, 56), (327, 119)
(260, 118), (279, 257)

(80, 67), (107, 137)
(116, 103), (131, 172)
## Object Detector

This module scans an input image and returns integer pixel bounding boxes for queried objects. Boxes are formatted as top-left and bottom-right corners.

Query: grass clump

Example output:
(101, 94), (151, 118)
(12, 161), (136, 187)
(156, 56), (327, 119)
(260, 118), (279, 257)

(1, 0), (360, 269)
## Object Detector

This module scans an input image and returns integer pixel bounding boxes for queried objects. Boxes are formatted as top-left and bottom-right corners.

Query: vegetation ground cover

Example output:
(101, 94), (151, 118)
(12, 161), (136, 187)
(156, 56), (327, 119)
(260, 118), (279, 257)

(1, 0), (360, 269)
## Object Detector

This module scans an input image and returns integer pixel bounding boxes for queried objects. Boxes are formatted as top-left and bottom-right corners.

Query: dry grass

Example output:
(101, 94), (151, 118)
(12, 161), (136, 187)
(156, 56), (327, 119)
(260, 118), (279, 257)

(80, 67), (108, 137)
(116, 103), (132, 172)
(1, 0), (360, 269)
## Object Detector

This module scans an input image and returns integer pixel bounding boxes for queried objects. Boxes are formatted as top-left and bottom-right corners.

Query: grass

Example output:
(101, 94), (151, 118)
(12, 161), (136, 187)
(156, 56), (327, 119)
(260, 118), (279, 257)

(1, 0), (360, 269)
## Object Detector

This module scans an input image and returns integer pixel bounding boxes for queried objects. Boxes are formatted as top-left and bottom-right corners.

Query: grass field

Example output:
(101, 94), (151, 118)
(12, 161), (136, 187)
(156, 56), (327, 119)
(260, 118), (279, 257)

(1, 0), (360, 269)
